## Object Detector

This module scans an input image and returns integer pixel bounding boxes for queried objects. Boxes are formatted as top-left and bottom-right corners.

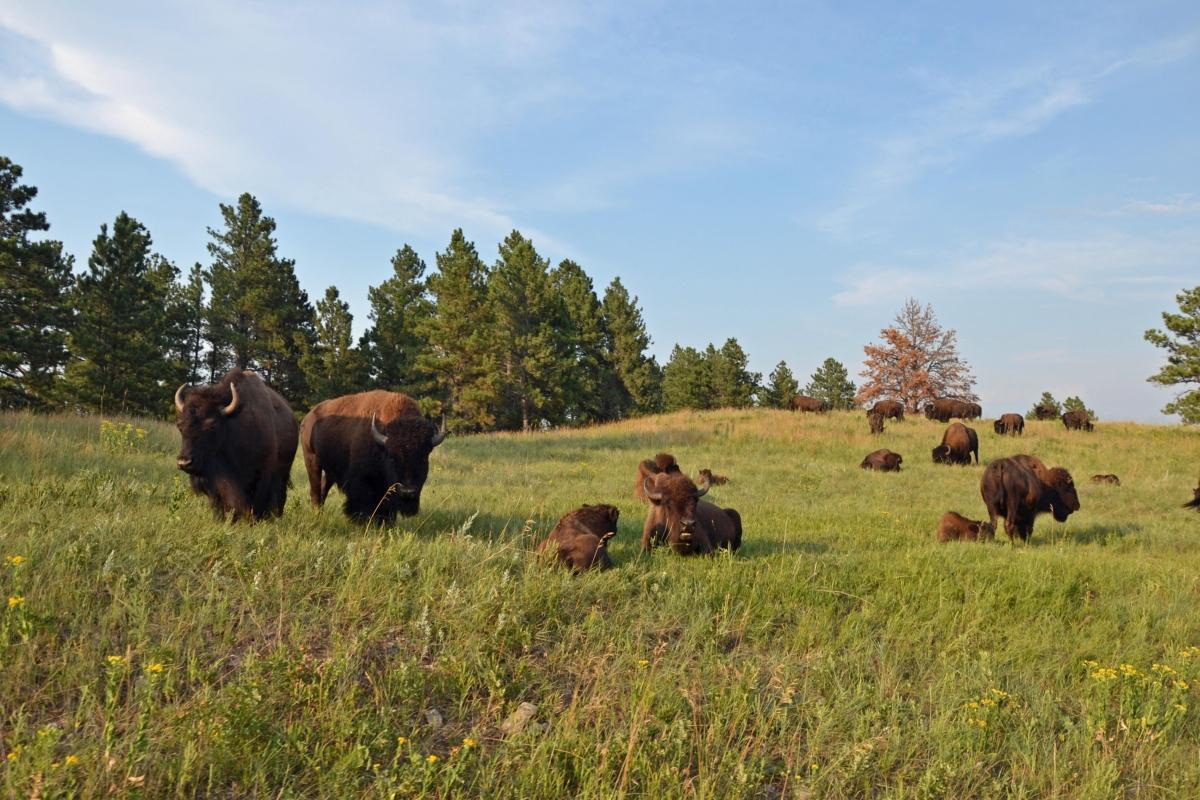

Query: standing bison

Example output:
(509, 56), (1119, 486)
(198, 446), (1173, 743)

(980, 456), (1080, 543)
(860, 449), (903, 471)
(641, 472), (742, 556)
(300, 390), (446, 521)
(1033, 404), (1058, 420)
(789, 395), (829, 412)
(538, 504), (620, 572)
(174, 369), (298, 522)
(932, 422), (979, 465)
(1062, 410), (1094, 431)
(869, 400), (904, 421)
(924, 398), (980, 422)
(867, 410), (885, 435)
(994, 413), (1024, 436)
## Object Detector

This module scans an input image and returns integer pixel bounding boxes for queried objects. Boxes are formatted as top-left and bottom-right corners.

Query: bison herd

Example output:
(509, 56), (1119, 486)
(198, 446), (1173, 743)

(172, 372), (1195, 570)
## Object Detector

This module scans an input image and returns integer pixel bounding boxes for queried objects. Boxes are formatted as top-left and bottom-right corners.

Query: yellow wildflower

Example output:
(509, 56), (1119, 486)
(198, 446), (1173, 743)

(4, 555), (25, 567)
(107, 655), (126, 666)
(1119, 663), (1139, 677)
(1091, 667), (1117, 681)
(980, 698), (997, 707)
(397, 736), (408, 746)
(965, 701), (979, 709)
(145, 662), (165, 674)
(426, 754), (439, 764)
(449, 746), (461, 756)
(637, 659), (649, 668)
(1174, 680), (1190, 691)
(1081, 660), (1098, 670)
(462, 738), (476, 749)
(1175, 704), (1188, 712)
(7, 595), (24, 609)
(65, 755), (79, 767)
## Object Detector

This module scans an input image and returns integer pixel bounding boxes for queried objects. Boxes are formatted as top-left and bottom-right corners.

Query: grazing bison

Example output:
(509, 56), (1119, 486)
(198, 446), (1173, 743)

(789, 395), (829, 413)
(932, 422), (979, 465)
(697, 468), (729, 485)
(538, 504), (619, 572)
(1033, 404), (1058, 421)
(641, 472), (742, 556)
(300, 390), (446, 521)
(174, 369), (298, 522)
(860, 449), (903, 472)
(937, 511), (995, 543)
(924, 398), (979, 422)
(1062, 410), (1094, 431)
(1091, 474), (1121, 486)
(634, 453), (681, 502)
(869, 400), (904, 421)
(868, 410), (885, 435)
(980, 456), (1080, 543)
(994, 413), (1024, 436)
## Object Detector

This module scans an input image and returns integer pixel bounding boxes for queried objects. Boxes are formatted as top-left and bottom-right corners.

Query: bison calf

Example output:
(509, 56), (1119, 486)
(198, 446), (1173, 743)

(697, 468), (729, 485)
(538, 504), (620, 572)
(980, 456), (1080, 543)
(932, 422), (979, 465)
(642, 472), (742, 556)
(860, 449), (902, 472)
(1090, 474), (1120, 486)
(937, 511), (995, 543)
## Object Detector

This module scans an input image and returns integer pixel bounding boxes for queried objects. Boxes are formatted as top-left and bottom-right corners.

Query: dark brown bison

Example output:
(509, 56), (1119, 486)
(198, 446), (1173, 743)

(924, 398), (980, 422)
(1185, 480), (1200, 510)
(1090, 474), (1121, 486)
(932, 422), (979, 465)
(300, 390), (446, 521)
(538, 504), (619, 572)
(868, 410), (885, 435)
(697, 468), (729, 485)
(1033, 404), (1058, 420)
(173, 369), (298, 522)
(869, 400), (904, 421)
(980, 456), (1080, 543)
(994, 413), (1024, 436)
(634, 453), (680, 502)
(641, 472), (742, 556)
(860, 449), (903, 471)
(789, 395), (829, 412)
(937, 511), (995, 543)
(1062, 410), (1094, 431)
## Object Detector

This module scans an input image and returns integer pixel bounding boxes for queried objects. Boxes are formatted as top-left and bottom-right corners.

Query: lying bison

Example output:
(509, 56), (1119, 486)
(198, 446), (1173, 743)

(869, 400), (904, 421)
(634, 453), (680, 502)
(861, 449), (903, 472)
(937, 511), (995, 543)
(642, 472), (742, 556)
(174, 369), (298, 522)
(932, 422), (979, 465)
(980, 455), (1080, 543)
(300, 390), (446, 521)
(1185, 480), (1200, 510)
(1091, 474), (1121, 486)
(538, 504), (619, 572)
(868, 410), (885, 435)
(697, 468), (729, 485)
(1062, 410), (1094, 431)
(994, 413), (1024, 436)
(789, 395), (829, 412)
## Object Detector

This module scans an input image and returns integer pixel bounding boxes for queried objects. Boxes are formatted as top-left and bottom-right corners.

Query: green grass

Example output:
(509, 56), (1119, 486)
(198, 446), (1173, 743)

(2, 408), (1199, 798)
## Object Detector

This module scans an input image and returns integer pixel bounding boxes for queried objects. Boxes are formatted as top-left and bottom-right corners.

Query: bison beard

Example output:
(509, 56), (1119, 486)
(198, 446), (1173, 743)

(980, 456), (1080, 543)
(538, 504), (620, 572)
(174, 369), (298, 522)
(641, 472), (742, 556)
(300, 390), (446, 522)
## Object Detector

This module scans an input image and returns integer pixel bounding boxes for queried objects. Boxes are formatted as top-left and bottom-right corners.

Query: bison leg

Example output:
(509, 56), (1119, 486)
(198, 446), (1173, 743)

(214, 476), (253, 523)
(303, 448), (325, 508)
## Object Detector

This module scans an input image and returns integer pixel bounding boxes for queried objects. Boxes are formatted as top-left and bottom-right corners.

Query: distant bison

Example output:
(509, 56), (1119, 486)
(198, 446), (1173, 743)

(1062, 410), (1094, 431)
(868, 410), (885, 435)
(924, 398), (980, 422)
(1090, 474), (1121, 486)
(994, 413), (1024, 436)
(697, 468), (729, 485)
(1185, 480), (1200, 510)
(980, 455), (1080, 543)
(869, 400), (904, 421)
(634, 453), (681, 502)
(641, 472), (742, 556)
(300, 390), (446, 521)
(538, 504), (619, 572)
(1033, 404), (1058, 421)
(937, 511), (995, 543)
(932, 422), (979, 465)
(860, 449), (903, 472)
(174, 369), (298, 522)
(789, 395), (829, 413)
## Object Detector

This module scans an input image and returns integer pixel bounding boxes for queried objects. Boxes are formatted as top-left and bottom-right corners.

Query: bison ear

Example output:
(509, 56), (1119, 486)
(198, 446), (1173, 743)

(643, 476), (664, 503)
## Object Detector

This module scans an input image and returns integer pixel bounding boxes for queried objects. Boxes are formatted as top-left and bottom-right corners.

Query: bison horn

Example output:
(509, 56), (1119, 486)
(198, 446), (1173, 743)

(693, 474), (710, 499)
(643, 476), (664, 503)
(370, 413), (388, 445)
(431, 425), (448, 448)
(220, 381), (240, 416)
(174, 383), (187, 413)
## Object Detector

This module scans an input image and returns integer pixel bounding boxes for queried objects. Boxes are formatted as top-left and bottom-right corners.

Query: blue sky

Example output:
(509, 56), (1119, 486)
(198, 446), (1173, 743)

(2, 1), (1198, 421)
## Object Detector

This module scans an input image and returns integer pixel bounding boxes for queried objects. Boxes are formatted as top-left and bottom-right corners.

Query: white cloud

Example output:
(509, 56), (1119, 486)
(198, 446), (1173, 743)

(1126, 196), (1200, 215)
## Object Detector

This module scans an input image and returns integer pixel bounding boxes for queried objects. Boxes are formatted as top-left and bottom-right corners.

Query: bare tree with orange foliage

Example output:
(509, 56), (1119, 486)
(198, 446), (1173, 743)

(856, 298), (977, 412)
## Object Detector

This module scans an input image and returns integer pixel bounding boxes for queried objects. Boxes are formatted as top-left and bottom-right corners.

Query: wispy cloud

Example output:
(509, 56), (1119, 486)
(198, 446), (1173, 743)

(1125, 196), (1200, 215)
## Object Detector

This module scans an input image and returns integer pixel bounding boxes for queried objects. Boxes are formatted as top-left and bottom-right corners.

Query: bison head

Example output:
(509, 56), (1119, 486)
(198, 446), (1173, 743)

(370, 413), (446, 516)
(643, 472), (710, 552)
(174, 382), (241, 475)
(993, 420), (1004, 435)
(1184, 485), (1200, 510)
(974, 520), (996, 541)
(931, 444), (951, 464)
(1044, 467), (1081, 522)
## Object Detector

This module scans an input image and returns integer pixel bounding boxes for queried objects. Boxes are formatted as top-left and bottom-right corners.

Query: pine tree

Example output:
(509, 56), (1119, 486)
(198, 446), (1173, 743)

(601, 278), (662, 415)
(1145, 285), (1200, 423)
(206, 193), (314, 400)
(487, 230), (574, 431)
(416, 229), (496, 430)
(857, 298), (977, 412)
(301, 286), (364, 402)
(360, 244), (432, 394)
(65, 212), (178, 415)
(805, 357), (857, 410)
(552, 259), (621, 423)
(662, 345), (711, 411)
(708, 338), (760, 408)
(1026, 391), (1061, 420)
(175, 263), (207, 386)
(0, 156), (74, 408)
(761, 361), (800, 408)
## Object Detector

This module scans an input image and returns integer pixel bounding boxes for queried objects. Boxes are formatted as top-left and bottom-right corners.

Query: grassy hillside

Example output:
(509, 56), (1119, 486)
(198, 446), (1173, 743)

(1, 409), (1199, 798)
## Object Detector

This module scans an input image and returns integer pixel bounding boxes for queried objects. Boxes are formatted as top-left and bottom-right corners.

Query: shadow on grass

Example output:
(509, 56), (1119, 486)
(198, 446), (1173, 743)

(1043, 522), (1142, 546)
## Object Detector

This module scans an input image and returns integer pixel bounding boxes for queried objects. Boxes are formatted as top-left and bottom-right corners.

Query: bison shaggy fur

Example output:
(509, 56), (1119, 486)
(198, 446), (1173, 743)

(789, 395), (829, 412)
(538, 504), (620, 572)
(860, 449), (903, 472)
(1090, 474), (1121, 486)
(642, 472), (742, 556)
(634, 453), (681, 502)
(869, 400), (904, 421)
(980, 455), (1080, 543)
(937, 511), (995, 543)
(1062, 410), (1093, 431)
(932, 422), (979, 465)
(868, 410), (885, 435)
(994, 413), (1024, 436)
